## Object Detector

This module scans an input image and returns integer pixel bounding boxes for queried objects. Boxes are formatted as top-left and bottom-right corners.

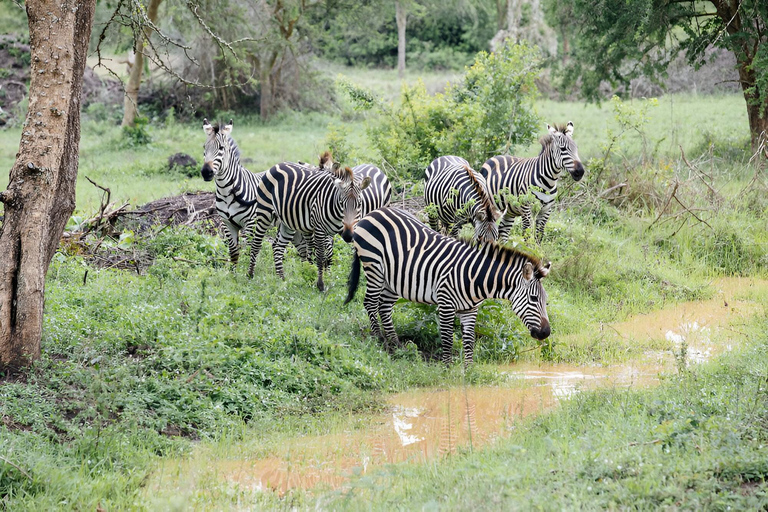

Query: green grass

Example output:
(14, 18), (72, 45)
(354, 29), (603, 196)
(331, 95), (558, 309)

(1, 70), (766, 509)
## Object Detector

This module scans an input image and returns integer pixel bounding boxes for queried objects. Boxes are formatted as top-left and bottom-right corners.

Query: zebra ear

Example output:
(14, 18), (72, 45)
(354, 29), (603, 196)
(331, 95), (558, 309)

(221, 120), (233, 136)
(332, 162), (341, 174)
(547, 123), (556, 134)
(359, 176), (372, 190)
(203, 118), (213, 135)
(540, 261), (552, 278)
(522, 262), (533, 281)
(565, 122), (574, 137)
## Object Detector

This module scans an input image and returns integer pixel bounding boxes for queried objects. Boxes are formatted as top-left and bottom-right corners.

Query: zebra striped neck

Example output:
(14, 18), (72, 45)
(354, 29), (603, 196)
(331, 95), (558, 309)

(456, 238), (543, 299)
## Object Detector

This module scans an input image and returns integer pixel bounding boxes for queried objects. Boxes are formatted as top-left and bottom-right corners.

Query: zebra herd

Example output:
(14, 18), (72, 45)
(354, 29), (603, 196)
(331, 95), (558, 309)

(201, 119), (584, 365)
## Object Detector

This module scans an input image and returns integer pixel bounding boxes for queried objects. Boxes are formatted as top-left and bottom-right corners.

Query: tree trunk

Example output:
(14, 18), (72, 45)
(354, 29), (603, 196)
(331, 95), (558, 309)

(260, 64), (273, 119)
(736, 59), (768, 154)
(395, 0), (407, 79)
(495, 0), (509, 31)
(121, 0), (162, 128)
(0, 0), (96, 372)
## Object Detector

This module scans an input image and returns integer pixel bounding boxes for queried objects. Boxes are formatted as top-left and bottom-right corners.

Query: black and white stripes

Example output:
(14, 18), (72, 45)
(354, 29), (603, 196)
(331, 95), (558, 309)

(481, 122), (585, 242)
(345, 207), (551, 365)
(424, 156), (498, 244)
(201, 119), (266, 267)
(249, 162), (370, 291)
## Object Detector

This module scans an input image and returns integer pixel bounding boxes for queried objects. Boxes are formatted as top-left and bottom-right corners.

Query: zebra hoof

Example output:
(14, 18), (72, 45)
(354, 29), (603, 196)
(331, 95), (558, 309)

(316, 281), (325, 292)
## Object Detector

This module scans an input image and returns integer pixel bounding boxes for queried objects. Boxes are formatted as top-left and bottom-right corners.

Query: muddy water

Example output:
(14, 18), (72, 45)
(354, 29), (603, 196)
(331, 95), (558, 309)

(150, 277), (767, 496)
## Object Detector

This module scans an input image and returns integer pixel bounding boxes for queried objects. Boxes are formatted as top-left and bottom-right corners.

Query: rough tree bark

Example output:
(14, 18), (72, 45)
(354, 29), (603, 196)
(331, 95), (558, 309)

(710, 1), (767, 152)
(395, 0), (407, 79)
(121, 0), (163, 127)
(0, 0), (97, 372)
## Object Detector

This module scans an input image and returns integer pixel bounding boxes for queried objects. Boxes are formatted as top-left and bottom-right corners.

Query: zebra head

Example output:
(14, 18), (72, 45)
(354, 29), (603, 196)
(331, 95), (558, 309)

(201, 118), (233, 182)
(334, 166), (371, 243)
(547, 121), (585, 182)
(509, 260), (551, 341)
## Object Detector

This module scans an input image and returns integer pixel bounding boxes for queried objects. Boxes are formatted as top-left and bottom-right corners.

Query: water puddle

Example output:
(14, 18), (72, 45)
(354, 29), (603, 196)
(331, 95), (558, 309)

(148, 278), (767, 497)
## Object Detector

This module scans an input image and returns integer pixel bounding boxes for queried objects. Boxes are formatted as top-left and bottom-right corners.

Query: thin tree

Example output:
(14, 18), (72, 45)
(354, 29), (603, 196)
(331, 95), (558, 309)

(395, 0), (407, 79)
(0, 0), (97, 371)
(121, 0), (163, 127)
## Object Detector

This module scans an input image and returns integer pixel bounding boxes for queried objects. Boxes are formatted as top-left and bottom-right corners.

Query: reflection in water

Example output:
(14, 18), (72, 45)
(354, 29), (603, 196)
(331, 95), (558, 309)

(148, 278), (767, 496)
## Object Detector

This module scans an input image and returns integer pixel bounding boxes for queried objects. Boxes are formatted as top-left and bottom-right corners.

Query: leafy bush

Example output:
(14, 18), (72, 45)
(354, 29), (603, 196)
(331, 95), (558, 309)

(341, 41), (541, 184)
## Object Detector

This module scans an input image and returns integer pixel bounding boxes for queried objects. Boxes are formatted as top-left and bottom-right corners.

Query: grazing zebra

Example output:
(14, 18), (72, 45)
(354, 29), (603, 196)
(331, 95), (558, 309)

(481, 122), (585, 243)
(250, 162), (371, 290)
(345, 207), (551, 366)
(201, 119), (310, 266)
(424, 156), (499, 244)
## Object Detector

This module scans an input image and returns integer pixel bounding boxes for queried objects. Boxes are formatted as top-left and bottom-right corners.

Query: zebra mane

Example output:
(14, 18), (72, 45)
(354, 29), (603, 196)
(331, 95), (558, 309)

(226, 134), (242, 163)
(319, 150), (333, 168)
(457, 236), (544, 272)
(464, 165), (496, 219)
(538, 123), (569, 153)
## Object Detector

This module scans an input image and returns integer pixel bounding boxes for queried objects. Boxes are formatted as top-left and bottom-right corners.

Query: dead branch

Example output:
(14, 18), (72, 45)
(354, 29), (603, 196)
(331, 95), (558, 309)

(679, 145), (722, 203)
(647, 178), (679, 231)
(0, 455), (32, 481)
(599, 182), (627, 198)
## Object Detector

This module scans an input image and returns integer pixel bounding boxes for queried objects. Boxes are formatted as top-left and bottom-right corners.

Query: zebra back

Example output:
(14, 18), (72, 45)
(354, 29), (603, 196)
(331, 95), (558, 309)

(255, 162), (368, 242)
(481, 122), (585, 212)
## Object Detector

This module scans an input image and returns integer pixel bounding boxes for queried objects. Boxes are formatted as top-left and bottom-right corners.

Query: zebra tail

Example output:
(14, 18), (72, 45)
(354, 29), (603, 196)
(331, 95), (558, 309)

(344, 249), (361, 305)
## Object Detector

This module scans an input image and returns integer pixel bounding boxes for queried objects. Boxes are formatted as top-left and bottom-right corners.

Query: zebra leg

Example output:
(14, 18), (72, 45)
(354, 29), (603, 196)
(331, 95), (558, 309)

(222, 220), (240, 268)
(313, 232), (332, 291)
(378, 289), (402, 352)
(362, 266), (385, 341)
(323, 237), (334, 270)
(292, 230), (311, 262)
(457, 307), (479, 367)
(246, 213), (275, 279)
(498, 211), (517, 243)
(427, 208), (440, 232)
(448, 221), (463, 238)
(534, 202), (554, 243)
(437, 303), (457, 366)
(520, 205), (533, 240)
(273, 223), (295, 280)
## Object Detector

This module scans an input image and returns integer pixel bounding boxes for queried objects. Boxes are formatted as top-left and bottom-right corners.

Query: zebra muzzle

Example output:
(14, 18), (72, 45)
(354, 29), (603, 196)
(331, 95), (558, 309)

(571, 161), (585, 181)
(201, 162), (214, 182)
(341, 225), (354, 243)
(530, 320), (551, 340)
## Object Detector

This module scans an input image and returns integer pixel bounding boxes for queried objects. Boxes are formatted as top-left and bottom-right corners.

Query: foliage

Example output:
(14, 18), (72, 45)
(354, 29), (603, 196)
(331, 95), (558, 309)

(547, 0), (768, 144)
(342, 41), (540, 183)
(120, 115), (152, 147)
(307, 0), (497, 70)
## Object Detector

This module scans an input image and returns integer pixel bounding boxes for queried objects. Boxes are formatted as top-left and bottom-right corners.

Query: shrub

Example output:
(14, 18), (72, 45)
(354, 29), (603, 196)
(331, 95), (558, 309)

(341, 41), (541, 184)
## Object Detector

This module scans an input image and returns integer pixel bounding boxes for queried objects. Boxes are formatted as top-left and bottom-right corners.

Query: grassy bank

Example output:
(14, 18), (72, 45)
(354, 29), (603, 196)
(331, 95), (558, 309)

(310, 303), (768, 510)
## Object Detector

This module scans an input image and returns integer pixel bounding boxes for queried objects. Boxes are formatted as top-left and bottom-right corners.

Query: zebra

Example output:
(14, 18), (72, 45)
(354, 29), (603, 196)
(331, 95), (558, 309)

(424, 156), (499, 244)
(318, 153), (392, 216)
(344, 207), (551, 366)
(249, 162), (371, 291)
(480, 122), (585, 243)
(295, 152), (392, 268)
(201, 119), (311, 266)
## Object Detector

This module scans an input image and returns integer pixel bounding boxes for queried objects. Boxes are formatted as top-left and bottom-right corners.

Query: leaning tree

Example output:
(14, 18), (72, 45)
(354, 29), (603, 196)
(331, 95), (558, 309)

(549, 0), (768, 151)
(0, 0), (97, 371)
